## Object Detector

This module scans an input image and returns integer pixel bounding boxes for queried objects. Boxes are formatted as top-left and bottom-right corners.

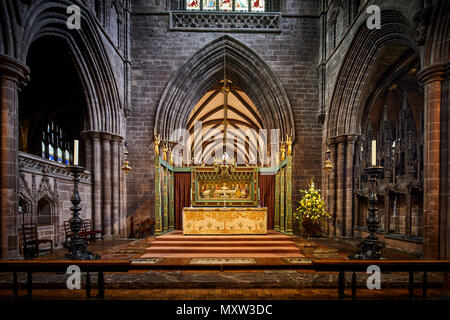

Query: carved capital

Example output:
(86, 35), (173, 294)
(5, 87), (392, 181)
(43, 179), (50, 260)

(83, 131), (101, 141)
(101, 132), (113, 141)
(335, 135), (347, 144)
(417, 63), (445, 85)
(111, 134), (124, 143)
(0, 54), (30, 88)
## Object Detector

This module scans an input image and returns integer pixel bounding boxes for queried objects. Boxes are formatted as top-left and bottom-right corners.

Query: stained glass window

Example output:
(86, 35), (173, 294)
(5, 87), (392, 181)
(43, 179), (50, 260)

(252, 0), (265, 12)
(219, 0), (232, 11)
(186, 0), (200, 10)
(235, 0), (248, 11)
(203, 0), (217, 11)
(185, 0), (266, 12)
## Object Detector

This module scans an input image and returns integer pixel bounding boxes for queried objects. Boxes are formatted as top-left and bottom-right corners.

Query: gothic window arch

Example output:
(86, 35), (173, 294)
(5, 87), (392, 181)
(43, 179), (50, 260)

(19, 37), (86, 166)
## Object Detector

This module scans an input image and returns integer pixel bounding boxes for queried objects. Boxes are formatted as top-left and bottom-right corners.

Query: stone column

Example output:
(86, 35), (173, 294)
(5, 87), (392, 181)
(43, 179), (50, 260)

(111, 135), (122, 236)
(418, 63), (444, 258)
(344, 135), (357, 237)
(90, 131), (103, 232)
(443, 64), (450, 259)
(81, 132), (93, 171)
(335, 135), (347, 237)
(101, 133), (112, 237)
(0, 55), (29, 258)
(328, 138), (337, 237)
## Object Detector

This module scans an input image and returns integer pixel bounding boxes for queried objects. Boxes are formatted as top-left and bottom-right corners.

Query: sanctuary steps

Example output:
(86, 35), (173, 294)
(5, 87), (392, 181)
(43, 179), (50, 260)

(141, 230), (304, 258)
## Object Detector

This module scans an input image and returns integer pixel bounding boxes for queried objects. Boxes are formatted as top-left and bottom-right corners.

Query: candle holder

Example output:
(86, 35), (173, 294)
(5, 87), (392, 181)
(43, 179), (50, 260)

(65, 165), (99, 260)
(349, 166), (385, 260)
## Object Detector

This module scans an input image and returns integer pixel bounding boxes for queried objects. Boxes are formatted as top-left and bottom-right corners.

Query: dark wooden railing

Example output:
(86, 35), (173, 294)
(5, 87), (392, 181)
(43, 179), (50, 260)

(312, 260), (450, 300)
(0, 260), (129, 300)
(0, 260), (448, 300)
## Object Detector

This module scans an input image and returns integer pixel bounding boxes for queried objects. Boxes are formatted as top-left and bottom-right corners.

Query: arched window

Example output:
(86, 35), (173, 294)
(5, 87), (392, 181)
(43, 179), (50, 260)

(37, 198), (52, 225)
(186, 0), (266, 12)
(18, 37), (85, 166)
(41, 121), (72, 165)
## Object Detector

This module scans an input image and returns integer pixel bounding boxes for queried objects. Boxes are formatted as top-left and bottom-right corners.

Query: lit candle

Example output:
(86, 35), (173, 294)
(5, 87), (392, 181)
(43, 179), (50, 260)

(371, 140), (376, 166)
(74, 140), (79, 166)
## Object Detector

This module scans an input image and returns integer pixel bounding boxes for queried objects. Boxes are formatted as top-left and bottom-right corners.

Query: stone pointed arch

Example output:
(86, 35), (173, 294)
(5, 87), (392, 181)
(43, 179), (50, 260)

(423, 0), (450, 66)
(17, 0), (122, 135)
(326, 10), (418, 139)
(155, 35), (294, 141)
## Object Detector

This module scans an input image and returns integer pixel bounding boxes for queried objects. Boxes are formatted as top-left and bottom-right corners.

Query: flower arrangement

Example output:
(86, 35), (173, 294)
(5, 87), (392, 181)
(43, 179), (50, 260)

(295, 180), (330, 237)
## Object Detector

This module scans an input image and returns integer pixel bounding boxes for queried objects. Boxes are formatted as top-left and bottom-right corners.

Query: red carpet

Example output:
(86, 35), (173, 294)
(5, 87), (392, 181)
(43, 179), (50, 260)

(141, 230), (304, 258)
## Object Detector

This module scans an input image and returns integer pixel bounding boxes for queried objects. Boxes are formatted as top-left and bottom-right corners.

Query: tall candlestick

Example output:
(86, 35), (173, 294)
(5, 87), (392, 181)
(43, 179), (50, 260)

(371, 140), (376, 166)
(74, 140), (79, 166)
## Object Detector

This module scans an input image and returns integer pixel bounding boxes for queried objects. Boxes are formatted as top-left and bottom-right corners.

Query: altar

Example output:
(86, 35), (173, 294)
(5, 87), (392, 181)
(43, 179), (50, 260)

(183, 207), (267, 235)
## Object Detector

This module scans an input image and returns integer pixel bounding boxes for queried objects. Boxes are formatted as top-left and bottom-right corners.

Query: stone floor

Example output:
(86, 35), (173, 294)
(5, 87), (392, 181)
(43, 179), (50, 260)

(1, 235), (447, 300)
(23, 234), (422, 262)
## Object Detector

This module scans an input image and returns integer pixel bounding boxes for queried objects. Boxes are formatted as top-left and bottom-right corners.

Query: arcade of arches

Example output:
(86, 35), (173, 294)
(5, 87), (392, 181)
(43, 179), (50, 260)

(0, 0), (448, 260)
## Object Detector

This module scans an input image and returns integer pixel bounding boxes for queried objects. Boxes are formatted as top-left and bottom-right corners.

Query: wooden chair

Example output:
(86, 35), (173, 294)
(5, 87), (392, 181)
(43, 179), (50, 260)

(64, 220), (88, 243)
(82, 219), (103, 242)
(21, 223), (53, 258)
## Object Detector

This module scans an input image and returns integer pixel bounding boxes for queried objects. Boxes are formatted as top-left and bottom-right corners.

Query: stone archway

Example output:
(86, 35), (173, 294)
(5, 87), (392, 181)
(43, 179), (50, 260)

(154, 35), (295, 142)
(324, 9), (419, 240)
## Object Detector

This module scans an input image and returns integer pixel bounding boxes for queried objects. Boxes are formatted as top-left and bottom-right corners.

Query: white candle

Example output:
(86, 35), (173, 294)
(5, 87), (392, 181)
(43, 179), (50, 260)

(371, 140), (376, 166)
(74, 140), (79, 165)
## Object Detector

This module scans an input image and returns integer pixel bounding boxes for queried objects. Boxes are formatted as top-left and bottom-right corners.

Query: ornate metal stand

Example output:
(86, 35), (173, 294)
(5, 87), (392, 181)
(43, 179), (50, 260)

(349, 166), (385, 260)
(65, 165), (99, 260)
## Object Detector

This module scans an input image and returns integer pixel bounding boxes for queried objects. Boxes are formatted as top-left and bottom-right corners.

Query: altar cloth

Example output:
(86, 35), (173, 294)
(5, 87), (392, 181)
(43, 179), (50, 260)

(182, 207), (267, 235)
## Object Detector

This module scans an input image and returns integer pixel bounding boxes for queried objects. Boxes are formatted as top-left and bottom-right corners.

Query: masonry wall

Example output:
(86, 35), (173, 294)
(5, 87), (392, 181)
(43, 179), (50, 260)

(18, 154), (92, 251)
(127, 0), (322, 231)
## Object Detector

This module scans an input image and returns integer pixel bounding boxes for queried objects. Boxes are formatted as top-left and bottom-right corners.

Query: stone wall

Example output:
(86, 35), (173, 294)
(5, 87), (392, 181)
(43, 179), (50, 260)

(18, 152), (92, 252)
(127, 0), (322, 227)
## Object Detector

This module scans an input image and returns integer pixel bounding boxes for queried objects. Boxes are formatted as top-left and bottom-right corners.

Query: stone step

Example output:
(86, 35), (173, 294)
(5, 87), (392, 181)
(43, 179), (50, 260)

(150, 240), (297, 247)
(145, 246), (301, 254)
(140, 252), (304, 258)
(154, 235), (292, 242)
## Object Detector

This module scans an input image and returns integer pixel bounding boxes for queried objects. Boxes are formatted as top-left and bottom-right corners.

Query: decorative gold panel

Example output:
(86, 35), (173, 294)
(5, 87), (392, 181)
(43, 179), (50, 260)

(183, 207), (267, 235)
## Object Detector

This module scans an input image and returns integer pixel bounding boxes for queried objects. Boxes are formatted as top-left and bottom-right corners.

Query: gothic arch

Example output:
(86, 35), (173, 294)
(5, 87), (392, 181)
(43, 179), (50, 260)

(326, 10), (418, 139)
(154, 35), (295, 141)
(15, 0), (122, 135)
(423, 0), (450, 66)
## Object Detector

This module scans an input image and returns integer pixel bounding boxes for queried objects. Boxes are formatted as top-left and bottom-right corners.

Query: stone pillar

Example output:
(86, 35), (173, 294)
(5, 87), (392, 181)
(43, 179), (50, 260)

(418, 63), (444, 258)
(0, 55), (29, 258)
(111, 135), (122, 236)
(101, 133), (112, 237)
(90, 132), (103, 232)
(335, 135), (346, 237)
(274, 168), (280, 231)
(81, 132), (93, 171)
(280, 166), (285, 232)
(345, 135), (357, 237)
(328, 138), (337, 237)
(443, 64), (450, 259)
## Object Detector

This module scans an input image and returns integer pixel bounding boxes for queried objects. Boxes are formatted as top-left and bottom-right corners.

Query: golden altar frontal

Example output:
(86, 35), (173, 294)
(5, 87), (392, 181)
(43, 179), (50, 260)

(182, 207), (267, 235)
